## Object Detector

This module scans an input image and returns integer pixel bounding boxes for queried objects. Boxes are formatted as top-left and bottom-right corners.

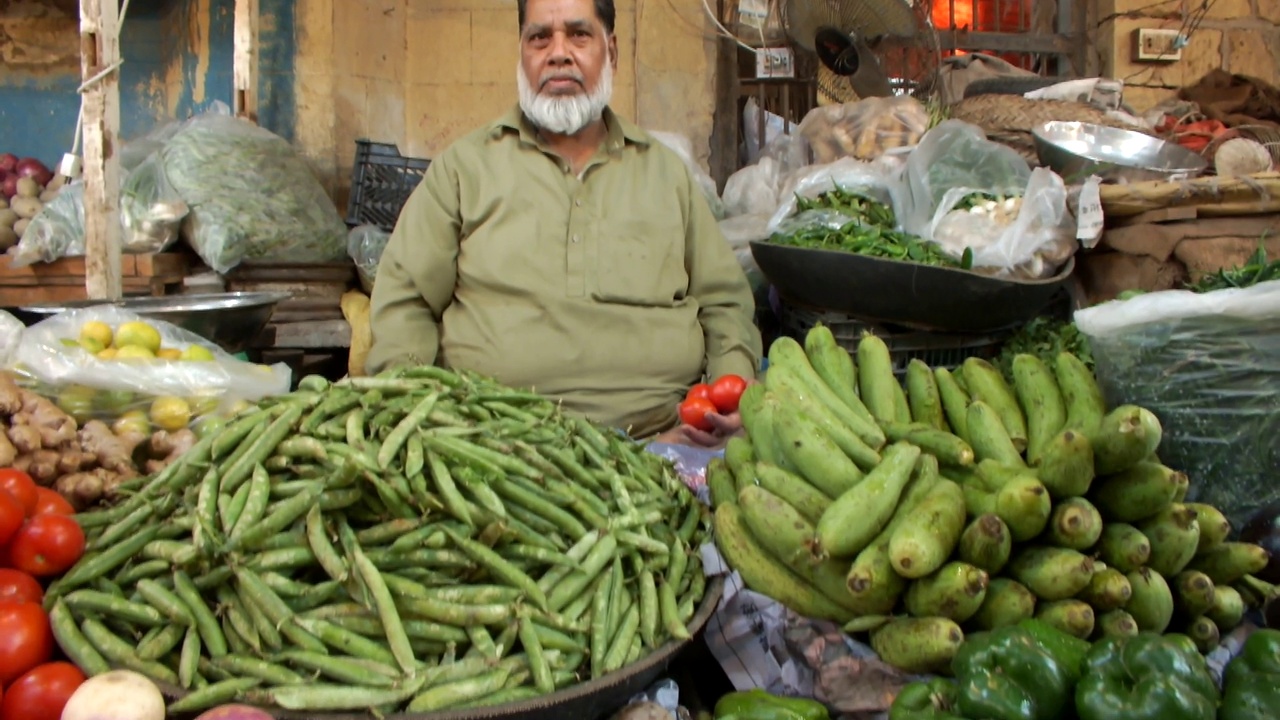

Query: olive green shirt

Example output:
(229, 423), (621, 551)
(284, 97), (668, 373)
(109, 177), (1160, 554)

(367, 105), (762, 437)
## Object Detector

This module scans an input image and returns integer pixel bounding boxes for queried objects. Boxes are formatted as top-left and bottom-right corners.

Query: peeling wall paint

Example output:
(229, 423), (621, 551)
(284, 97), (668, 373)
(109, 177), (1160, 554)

(0, 0), (297, 169)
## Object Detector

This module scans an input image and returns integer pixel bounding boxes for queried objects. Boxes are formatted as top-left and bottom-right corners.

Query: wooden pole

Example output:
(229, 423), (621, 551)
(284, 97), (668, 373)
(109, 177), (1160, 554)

(79, 0), (123, 301)
(234, 0), (260, 122)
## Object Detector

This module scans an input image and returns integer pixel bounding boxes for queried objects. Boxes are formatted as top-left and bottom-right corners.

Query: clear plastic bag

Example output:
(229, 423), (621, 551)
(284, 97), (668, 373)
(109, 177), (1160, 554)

(6, 306), (291, 424)
(347, 224), (391, 293)
(0, 310), (22, 368)
(10, 154), (189, 267)
(161, 111), (349, 273)
(930, 167), (1077, 278)
(767, 157), (896, 236)
(799, 95), (931, 164)
(1073, 281), (1280, 530)
(901, 120), (1031, 239)
(649, 130), (725, 220)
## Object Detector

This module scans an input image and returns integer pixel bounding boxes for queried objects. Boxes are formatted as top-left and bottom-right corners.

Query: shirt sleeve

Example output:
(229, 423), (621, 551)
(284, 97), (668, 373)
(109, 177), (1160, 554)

(681, 166), (764, 382)
(365, 153), (463, 374)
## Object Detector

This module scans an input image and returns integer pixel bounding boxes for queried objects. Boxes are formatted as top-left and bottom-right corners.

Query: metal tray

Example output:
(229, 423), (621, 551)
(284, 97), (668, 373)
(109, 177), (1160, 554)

(165, 576), (724, 720)
(750, 241), (1075, 333)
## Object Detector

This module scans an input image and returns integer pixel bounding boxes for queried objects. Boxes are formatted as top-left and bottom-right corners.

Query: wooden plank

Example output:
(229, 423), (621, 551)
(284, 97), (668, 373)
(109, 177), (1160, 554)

(234, 0), (260, 122)
(79, 0), (124, 301)
(0, 253), (189, 280)
(1111, 206), (1199, 227)
(0, 285), (158, 307)
(258, 320), (353, 349)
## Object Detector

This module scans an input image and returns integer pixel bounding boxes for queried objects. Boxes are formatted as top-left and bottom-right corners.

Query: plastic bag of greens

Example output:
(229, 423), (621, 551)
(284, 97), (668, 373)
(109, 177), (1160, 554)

(900, 120), (1030, 239)
(10, 155), (188, 267)
(766, 157), (897, 236)
(161, 112), (349, 273)
(1074, 281), (1280, 530)
(347, 224), (391, 293)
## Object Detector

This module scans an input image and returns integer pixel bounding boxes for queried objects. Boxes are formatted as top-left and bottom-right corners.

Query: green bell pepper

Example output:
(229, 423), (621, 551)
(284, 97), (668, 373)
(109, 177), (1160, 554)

(1074, 632), (1219, 720)
(1016, 618), (1091, 684)
(1221, 628), (1280, 720)
(713, 689), (830, 720)
(952, 624), (1072, 720)
(889, 678), (963, 720)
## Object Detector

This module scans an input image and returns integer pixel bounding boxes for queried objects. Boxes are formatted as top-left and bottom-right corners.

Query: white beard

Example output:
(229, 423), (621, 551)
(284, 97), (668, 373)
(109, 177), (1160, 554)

(517, 59), (614, 136)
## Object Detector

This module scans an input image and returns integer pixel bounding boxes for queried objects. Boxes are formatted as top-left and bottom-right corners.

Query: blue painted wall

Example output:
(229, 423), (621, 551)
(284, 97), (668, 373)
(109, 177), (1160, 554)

(0, 0), (297, 169)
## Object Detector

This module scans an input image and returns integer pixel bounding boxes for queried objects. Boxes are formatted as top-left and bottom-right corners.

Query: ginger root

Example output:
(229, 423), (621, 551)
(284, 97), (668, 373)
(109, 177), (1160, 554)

(77, 421), (138, 478)
(0, 371), (21, 415)
(0, 430), (14, 467)
(18, 389), (77, 448)
(7, 423), (40, 454)
(55, 470), (109, 511)
(23, 449), (60, 485)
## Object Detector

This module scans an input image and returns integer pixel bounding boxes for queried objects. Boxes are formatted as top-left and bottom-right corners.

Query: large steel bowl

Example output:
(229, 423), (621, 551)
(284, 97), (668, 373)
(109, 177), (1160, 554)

(11, 292), (289, 353)
(1033, 120), (1208, 184)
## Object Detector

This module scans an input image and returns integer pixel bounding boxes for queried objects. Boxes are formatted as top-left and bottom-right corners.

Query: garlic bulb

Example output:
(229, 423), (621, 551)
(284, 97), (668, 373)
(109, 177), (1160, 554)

(1214, 138), (1273, 177)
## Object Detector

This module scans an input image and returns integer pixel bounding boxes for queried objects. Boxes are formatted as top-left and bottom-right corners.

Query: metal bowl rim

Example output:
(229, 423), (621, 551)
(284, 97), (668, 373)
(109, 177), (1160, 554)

(1031, 120), (1208, 173)
(17, 291), (294, 315)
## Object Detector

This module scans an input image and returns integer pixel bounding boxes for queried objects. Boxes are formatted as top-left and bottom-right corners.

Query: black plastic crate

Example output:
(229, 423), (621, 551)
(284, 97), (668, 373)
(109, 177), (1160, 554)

(778, 302), (1010, 378)
(345, 140), (431, 232)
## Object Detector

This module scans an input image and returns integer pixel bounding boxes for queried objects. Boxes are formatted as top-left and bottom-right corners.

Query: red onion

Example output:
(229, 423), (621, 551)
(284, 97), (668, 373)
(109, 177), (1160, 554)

(0, 154), (16, 172)
(14, 158), (51, 187)
(1, 174), (18, 200)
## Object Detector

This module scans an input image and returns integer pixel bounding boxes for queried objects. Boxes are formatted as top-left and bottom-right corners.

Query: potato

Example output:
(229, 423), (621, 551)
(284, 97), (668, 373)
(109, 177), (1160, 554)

(0, 208), (17, 228)
(46, 174), (67, 191)
(15, 176), (39, 198)
(39, 189), (60, 203)
(0, 226), (16, 251)
(0, 196), (7, 209)
(10, 196), (42, 219)
(13, 218), (29, 238)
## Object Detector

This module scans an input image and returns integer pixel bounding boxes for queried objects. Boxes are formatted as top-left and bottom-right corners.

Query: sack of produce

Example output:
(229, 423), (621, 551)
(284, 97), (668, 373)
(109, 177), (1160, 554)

(347, 223), (391, 293)
(649, 129), (726, 220)
(5, 305), (290, 434)
(799, 95), (931, 164)
(929, 167), (1078, 279)
(160, 111), (349, 273)
(1075, 280), (1280, 529)
(8, 154), (189, 267)
(766, 157), (898, 235)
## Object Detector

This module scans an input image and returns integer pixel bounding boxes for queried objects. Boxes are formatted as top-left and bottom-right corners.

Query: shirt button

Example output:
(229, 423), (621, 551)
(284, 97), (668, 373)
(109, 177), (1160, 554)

(572, 235), (581, 244)
(574, 199), (583, 207)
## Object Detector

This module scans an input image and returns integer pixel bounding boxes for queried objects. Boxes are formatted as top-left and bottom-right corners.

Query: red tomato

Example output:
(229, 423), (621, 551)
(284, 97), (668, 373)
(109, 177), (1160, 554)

(686, 383), (713, 403)
(0, 490), (23, 547)
(0, 602), (54, 686)
(6, 515), (86, 577)
(678, 397), (717, 432)
(31, 488), (75, 517)
(0, 569), (43, 605)
(0, 662), (86, 720)
(0, 469), (38, 517)
(708, 374), (749, 414)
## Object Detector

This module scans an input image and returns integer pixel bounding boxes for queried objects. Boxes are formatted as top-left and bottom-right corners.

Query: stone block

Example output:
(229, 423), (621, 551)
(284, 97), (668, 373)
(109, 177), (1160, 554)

(408, 0), (515, 16)
(1262, 0), (1280, 23)
(366, 78), (407, 146)
(470, 9), (519, 85)
(1109, 0), (1183, 15)
(334, 0), (406, 81)
(1203, 0), (1253, 19)
(1177, 26), (1224, 86)
(1226, 29), (1280, 85)
(1123, 85), (1177, 112)
(1077, 251), (1185, 305)
(634, 0), (712, 74)
(611, 80), (636, 122)
(405, 82), (514, 158)
(407, 11), (473, 85)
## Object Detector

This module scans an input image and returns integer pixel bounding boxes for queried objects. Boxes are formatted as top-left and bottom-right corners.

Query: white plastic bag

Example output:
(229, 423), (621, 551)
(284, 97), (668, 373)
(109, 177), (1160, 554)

(722, 157), (783, 218)
(901, 120), (1030, 239)
(648, 130), (725, 220)
(767, 157), (897, 236)
(930, 167), (1078, 278)
(347, 224), (391, 293)
(1074, 281), (1280, 530)
(0, 310), (22, 368)
(799, 95), (931, 163)
(7, 306), (291, 415)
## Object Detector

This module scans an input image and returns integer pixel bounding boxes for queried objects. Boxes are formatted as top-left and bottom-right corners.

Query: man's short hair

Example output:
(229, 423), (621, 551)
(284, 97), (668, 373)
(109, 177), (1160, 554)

(517, 0), (616, 35)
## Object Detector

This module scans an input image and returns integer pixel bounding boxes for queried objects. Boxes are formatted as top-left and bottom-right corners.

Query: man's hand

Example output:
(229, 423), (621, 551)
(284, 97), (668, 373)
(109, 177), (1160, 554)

(654, 378), (758, 450)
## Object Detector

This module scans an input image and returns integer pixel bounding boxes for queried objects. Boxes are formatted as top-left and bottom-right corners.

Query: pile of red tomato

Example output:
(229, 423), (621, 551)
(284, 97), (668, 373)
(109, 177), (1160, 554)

(0, 468), (88, 720)
(677, 374), (749, 432)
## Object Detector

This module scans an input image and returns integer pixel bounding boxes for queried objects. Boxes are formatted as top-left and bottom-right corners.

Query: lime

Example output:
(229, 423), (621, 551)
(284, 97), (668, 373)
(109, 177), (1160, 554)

(57, 385), (98, 423)
(95, 389), (136, 415)
(96, 347), (119, 361)
(79, 320), (114, 348)
(115, 345), (157, 361)
(113, 410), (151, 436)
(79, 337), (105, 354)
(181, 344), (217, 362)
(157, 348), (183, 361)
(150, 396), (192, 432)
(115, 321), (163, 353)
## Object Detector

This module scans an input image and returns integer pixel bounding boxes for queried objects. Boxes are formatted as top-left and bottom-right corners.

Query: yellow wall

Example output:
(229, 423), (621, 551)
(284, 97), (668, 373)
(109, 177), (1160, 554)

(291, 0), (722, 206)
(1093, 0), (1280, 112)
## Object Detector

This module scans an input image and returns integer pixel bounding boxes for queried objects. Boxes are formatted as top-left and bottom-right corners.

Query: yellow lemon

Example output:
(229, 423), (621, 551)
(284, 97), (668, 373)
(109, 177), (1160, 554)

(113, 409), (151, 436)
(115, 321), (162, 353)
(96, 347), (119, 360)
(115, 345), (157, 361)
(150, 396), (192, 432)
(181, 344), (216, 362)
(157, 348), (183, 361)
(79, 320), (114, 348)
(188, 394), (220, 416)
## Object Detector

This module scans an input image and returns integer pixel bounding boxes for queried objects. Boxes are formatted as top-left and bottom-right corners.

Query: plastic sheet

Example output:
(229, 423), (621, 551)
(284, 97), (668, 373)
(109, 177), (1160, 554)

(1074, 281), (1280, 529)
(799, 96), (931, 164)
(0, 310), (21, 367)
(347, 224), (391, 293)
(6, 306), (291, 423)
(767, 158), (897, 236)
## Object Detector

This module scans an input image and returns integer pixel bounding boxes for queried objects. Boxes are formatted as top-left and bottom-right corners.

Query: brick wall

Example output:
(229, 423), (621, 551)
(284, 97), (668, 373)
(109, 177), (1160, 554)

(1093, 0), (1280, 112)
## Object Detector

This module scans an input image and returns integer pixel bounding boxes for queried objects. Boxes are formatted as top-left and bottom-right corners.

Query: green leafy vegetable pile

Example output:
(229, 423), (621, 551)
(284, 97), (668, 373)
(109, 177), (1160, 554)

(1186, 243), (1280, 293)
(996, 317), (1093, 382)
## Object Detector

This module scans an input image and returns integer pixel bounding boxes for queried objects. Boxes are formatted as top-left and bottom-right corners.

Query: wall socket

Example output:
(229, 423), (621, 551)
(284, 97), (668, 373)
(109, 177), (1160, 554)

(1133, 28), (1183, 62)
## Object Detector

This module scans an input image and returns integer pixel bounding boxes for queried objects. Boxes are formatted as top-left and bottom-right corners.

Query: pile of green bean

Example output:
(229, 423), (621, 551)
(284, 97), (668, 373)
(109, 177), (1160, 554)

(47, 367), (710, 715)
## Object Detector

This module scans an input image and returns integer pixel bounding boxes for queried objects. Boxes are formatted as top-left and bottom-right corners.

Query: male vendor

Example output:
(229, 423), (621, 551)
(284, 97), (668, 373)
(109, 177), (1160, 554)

(367, 0), (761, 448)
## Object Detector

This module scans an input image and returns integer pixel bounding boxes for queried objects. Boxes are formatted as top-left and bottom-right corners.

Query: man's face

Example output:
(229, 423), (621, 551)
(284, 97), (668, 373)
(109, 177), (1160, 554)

(517, 0), (617, 136)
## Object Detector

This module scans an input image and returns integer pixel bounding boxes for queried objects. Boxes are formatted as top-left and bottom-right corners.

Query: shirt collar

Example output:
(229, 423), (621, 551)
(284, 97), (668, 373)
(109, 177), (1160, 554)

(490, 104), (651, 152)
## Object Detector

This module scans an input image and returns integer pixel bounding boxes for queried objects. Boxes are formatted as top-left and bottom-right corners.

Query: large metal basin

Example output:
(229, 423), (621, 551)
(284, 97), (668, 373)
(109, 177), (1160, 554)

(1033, 120), (1208, 184)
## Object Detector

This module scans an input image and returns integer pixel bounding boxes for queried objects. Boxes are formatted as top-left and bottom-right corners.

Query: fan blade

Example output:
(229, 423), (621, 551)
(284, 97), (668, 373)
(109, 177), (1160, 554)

(846, 34), (894, 98)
